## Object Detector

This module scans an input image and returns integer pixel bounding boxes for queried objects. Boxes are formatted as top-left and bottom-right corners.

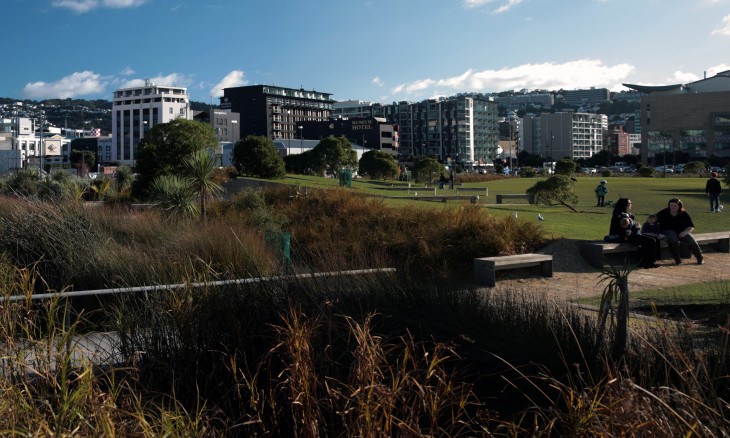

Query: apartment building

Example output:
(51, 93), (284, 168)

(559, 88), (610, 107)
(383, 95), (499, 165)
(296, 116), (398, 155)
(221, 85), (334, 141)
(111, 80), (191, 165)
(521, 112), (606, 160)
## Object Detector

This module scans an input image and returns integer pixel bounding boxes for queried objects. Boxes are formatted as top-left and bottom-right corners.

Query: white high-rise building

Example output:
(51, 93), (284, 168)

(111, 80), (191, 165)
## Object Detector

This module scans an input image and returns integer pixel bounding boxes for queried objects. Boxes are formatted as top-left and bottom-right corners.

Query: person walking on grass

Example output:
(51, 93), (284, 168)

(594, 180), (608, 207)
(657, 198), (704, 265)
(705, 171), (722, 212)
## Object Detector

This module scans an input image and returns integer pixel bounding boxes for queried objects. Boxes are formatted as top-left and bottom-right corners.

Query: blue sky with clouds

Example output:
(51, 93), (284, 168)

(4, 0), (729, 103)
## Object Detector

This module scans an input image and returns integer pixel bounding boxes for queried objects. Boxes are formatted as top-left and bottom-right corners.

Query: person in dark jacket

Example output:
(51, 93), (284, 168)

(609, 198), (660, 268)
(705, 171), (722, 212)
(656, 198), (703, 265)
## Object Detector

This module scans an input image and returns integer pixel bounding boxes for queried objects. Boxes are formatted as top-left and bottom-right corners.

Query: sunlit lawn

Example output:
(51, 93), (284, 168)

(275, 173), (730, 240)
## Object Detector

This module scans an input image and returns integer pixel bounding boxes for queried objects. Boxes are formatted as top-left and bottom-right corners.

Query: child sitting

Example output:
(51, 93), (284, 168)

(641, 214), (665, 240)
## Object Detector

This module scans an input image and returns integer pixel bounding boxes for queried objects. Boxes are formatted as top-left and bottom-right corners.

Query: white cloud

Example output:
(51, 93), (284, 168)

(22, 71), (106, 99)
(712, 14), (730, 35)
(120, 73), (193, 89)
(52, 0), (97, 13)
(372, 76), (384, 87)
(210, 71), (247, 97)
(52, 0), (146, 13)
(120, 66), (135, 76)
(672, 70), (701, 83)
(390, 60), (635, 98)
(493, 0), (524, 14)
(463, 0), (493, 8)
(102, 0), (146, 7)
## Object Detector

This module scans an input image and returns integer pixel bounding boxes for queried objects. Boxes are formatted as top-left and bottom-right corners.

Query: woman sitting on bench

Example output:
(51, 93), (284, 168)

(608, 198), (661, 269)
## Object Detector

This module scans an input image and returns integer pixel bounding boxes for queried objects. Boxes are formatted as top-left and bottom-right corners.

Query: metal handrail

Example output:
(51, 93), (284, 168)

(2, 268), (397, 302)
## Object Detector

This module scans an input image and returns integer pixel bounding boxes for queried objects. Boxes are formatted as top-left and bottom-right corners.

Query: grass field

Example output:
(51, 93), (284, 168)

(276, 174), (730, 240)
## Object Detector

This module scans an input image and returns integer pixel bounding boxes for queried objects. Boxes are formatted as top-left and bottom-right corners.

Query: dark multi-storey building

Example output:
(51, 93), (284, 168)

(222, 85), (334, 141)
(297, 116), (398, 155)
(383, 94), (499, 165)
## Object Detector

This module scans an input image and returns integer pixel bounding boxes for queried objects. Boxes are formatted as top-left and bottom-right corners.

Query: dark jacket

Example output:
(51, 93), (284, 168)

(656, 208), (694, 234)
(706, 177), (722, 195)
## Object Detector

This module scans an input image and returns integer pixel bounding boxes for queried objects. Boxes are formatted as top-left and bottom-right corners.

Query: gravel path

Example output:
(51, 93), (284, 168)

(489, 239), (730, 301)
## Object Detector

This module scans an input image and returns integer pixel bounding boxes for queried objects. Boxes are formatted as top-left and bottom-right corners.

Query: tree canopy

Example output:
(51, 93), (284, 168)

(233, 136), (286, 179)
(526, 174), (578, 212)
(412, 157), (444, 184)
(134, 119), (218, 195)
(554, 158), (578, 176)
(358, 150), (399, 180)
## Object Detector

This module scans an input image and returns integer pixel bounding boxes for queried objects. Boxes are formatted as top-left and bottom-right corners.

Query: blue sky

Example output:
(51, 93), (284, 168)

(4, 0), (729, 104)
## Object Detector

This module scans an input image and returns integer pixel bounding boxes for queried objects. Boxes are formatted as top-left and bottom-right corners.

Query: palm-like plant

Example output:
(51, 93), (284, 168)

(90, 177), (113, 202)
(114, 165), (135, 198)
(149, 174), (199, 221)
(183, 150), (223, 224)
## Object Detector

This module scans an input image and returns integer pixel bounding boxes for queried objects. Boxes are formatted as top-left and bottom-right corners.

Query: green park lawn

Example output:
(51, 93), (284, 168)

(278, 173), (730, 241)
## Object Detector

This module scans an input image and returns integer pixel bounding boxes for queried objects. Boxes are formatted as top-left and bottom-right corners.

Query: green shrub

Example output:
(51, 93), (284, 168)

(601, 169), (612, 177)
(518, 166), (537, 178)
(638, 166), (656, 177)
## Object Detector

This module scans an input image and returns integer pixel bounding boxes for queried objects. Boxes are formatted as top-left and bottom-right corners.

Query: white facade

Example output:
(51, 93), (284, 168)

(111, 80), (191, 165)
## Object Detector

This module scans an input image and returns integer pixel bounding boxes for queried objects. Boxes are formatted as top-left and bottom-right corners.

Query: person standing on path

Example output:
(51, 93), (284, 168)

(656, 198), (704, 265)
(705, 171), (722, 212)
(594, 180), (608, 207)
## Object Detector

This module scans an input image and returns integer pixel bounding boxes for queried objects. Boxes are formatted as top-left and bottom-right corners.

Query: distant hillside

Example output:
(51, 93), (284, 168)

(0, 97), (215, 135)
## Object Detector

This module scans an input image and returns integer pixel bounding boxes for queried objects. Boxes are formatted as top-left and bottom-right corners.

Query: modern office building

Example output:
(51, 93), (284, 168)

(111, 80), (191, 165)
(383, 94), (499, 165)
(623, 70), (730, 163)
(221, 85), (334, 141)
(521, 112), (607, 160)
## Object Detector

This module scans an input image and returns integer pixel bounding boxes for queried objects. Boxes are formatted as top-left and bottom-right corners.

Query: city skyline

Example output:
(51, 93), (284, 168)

(4, 0), (729, 104)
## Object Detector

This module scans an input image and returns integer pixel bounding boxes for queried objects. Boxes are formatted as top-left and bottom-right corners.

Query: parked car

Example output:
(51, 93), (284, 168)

(580, 167), (597, 174)
(655, 165), (674, 173)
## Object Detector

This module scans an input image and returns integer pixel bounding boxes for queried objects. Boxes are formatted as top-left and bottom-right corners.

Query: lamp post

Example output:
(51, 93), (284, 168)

(298, 125), (303, 155)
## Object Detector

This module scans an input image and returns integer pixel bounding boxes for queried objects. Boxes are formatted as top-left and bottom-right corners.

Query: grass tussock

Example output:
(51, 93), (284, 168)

(234, 187), (548, 280)
(0, 191), (729, 435)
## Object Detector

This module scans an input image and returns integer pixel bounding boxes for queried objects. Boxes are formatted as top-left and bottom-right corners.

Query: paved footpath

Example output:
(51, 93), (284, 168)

(490, 244), (730, 301)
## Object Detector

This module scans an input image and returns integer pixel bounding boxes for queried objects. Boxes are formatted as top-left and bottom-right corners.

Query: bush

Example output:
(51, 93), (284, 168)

(638, 166), (655, 177)
(601, 169), (612, 177)
(518, 166), (537, 178)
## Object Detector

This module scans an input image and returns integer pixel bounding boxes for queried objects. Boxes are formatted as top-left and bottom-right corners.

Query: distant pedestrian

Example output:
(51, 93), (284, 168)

(705, 171), (722, 212)
(594, 180), (608, 207)
(449, 170), (455, 189)
(438, 172), (447, 189)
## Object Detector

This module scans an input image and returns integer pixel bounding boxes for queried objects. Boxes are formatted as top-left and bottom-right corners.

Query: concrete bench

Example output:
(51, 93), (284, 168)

(578, 231), (730, 269)
(474, 253), (553, 287)
(496, 194), (533, 204)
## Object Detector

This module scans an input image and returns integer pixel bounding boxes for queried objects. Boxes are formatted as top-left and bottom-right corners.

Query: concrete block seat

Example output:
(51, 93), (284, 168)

(474, 253), (553, 287)
(578, 231), (730, 269)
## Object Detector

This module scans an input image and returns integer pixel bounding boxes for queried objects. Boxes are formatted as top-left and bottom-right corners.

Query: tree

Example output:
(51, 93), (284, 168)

(359, 150), (399, 180)
(233, 136), (286, 179)
(412, 157), (444, 184)
(554, 158), (578, 176)
(312, 137), (357, 174)
(517, 166), (537, 178)
(526, 174), (578, 212)
(183, 149), (224, 224)
(134, 119), (218, 195)
(70, 150), (96, 171)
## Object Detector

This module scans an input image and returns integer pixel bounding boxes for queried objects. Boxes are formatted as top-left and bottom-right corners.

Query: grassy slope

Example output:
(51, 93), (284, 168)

(274, 174), (730, 240)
